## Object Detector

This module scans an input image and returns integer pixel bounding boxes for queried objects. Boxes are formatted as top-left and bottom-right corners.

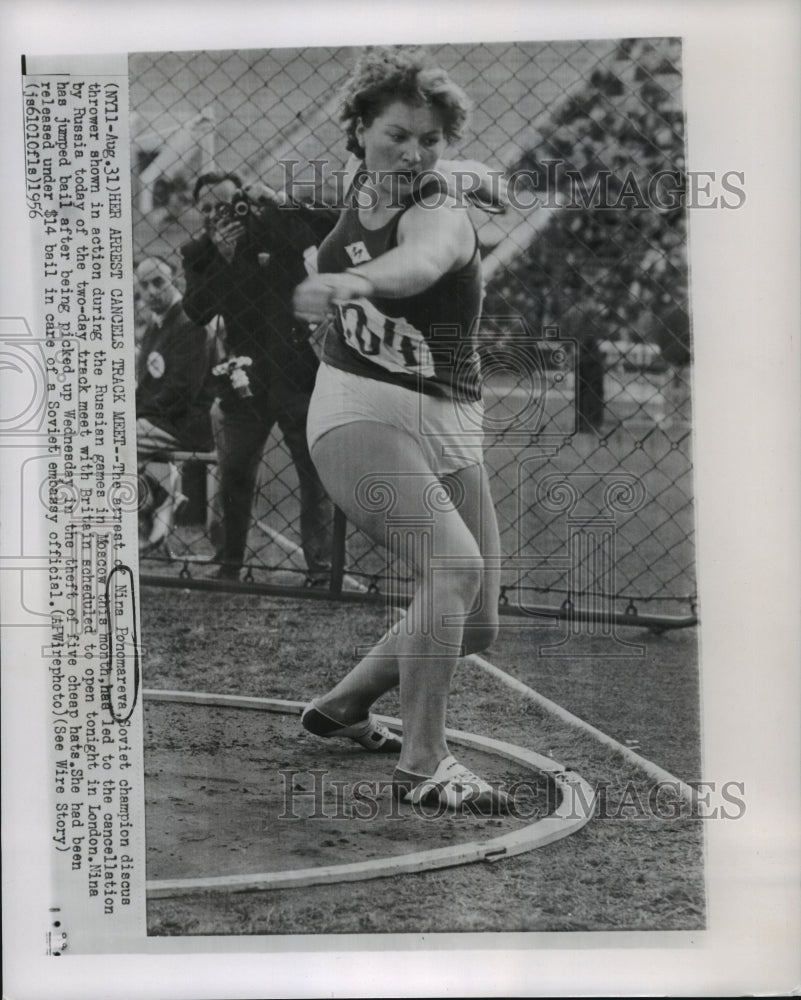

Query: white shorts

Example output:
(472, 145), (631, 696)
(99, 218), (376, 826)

(307, 363), (486, 475)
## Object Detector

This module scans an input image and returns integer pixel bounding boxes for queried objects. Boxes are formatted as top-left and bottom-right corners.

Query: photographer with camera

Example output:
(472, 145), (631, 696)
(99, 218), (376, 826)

(180, 172), (336, 582)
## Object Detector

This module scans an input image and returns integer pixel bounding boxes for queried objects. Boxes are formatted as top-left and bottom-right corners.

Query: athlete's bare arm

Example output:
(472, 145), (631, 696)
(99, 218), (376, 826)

(293, 200), (473, 323)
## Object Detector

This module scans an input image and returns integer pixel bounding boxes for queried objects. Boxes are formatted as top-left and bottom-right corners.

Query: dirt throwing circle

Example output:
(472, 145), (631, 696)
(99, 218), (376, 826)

(144, 689), (595, 898)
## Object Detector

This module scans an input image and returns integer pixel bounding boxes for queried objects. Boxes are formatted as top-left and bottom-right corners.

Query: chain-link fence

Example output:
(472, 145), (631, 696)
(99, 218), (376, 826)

(129, 38), (696, 627)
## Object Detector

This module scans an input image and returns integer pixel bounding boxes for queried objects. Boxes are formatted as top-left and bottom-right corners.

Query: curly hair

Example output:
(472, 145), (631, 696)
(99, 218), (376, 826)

(339, 46), (471, 157)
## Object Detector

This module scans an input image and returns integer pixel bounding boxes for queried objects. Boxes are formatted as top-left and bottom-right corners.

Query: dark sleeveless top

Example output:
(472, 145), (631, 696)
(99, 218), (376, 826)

(317, 189), (483, 402)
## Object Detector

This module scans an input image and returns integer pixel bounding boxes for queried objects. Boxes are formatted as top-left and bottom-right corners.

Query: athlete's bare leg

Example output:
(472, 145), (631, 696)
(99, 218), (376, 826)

(309, 421), (500, 776)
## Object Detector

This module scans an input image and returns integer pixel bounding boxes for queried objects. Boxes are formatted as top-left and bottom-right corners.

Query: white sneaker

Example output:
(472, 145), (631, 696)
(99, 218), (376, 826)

(393, 754), (511, 815)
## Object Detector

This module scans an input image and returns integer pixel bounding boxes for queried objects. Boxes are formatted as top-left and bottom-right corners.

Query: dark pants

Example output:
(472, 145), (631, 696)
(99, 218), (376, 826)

(215, 389), (332, 576)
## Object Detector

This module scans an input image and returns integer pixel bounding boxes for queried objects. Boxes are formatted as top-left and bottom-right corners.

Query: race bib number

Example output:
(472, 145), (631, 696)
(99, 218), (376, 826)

(337, 298), (435, 377)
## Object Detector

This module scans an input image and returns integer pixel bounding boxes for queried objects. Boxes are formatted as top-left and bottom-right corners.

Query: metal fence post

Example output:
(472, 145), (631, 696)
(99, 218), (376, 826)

(329, 507), (347, 596)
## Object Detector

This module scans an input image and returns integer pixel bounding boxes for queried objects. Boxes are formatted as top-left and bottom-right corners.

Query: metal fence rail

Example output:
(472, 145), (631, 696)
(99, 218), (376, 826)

(130, 37), (696, 627)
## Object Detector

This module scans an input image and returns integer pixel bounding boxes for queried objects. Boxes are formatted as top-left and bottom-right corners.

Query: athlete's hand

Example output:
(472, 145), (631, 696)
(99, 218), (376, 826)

(293, 271), (374, 323)
(293, 275), (338, 324)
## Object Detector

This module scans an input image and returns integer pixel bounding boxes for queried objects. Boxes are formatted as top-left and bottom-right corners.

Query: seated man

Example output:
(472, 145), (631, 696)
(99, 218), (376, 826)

(135, 255), (215, 550)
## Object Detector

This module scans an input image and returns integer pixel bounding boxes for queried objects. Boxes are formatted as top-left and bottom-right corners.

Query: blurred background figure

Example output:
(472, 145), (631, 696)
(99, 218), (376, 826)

(133, 107), (216, 221)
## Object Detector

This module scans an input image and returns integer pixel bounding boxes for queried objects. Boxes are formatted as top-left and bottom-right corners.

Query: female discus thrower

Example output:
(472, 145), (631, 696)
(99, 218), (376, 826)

(293, 47), (508, 815)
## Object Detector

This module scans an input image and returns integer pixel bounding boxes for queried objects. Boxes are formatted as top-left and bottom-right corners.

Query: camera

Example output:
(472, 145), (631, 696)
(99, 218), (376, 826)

(213, 190), (251, 225)
(230, 190), (251, 219)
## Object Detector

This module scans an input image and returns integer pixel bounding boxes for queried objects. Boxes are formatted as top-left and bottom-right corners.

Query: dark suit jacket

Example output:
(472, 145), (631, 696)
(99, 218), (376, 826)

(180, 200), (337, 409)
(136, 299), (214, 450)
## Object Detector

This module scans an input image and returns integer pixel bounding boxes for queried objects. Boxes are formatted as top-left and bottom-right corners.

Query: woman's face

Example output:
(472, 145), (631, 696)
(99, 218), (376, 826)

(356, 100), (446, 193)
